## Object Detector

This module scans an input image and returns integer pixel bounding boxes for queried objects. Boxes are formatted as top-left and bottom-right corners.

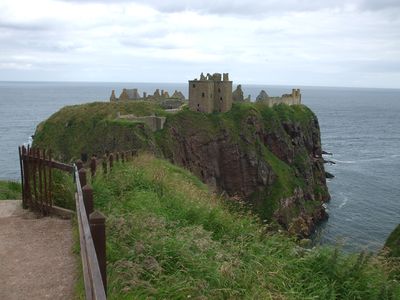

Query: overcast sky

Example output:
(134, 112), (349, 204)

(0, 0), (399, 88)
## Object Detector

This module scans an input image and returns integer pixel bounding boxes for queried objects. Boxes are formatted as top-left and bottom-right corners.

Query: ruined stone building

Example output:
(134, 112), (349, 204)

(110, 87), (186, 102)
(188, 73), (232, 113)
(256, 88), (301, 107)
(117, 113), (166, 131)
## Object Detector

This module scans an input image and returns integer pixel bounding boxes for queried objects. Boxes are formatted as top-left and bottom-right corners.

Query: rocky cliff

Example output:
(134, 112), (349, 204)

(34, 101), (330, 237)
(156, 102), (330, 237)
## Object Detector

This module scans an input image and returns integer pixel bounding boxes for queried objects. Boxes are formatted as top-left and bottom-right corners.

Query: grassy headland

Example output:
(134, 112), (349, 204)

(33, 101), (329, 236)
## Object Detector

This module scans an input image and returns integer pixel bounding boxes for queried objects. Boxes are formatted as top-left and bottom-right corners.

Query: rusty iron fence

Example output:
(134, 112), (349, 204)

(18, 145), (74, 214)
(18, 145), (108, 299)
(18, 145), (139, 299)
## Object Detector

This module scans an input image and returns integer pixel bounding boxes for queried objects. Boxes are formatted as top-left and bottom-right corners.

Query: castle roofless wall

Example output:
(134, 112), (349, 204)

(189, 80), (214, 113)
(189, 72), (232, 113)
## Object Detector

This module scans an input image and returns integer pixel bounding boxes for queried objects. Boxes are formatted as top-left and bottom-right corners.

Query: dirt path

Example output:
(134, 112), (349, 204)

(0, 200), (77, 300)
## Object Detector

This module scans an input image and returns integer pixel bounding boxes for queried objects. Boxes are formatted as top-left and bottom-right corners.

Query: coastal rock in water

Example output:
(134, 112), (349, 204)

(325, 171), (334, 178)
(256, 90), (269, 102)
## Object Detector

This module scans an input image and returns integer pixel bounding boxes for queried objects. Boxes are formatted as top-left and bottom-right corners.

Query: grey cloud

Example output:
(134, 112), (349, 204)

(60, 0), (400, 15)
(350, 60), (400, 73)
(360, 0), (400, 11)
(0, 21), (50, 31)
(120, 38), (180, 50)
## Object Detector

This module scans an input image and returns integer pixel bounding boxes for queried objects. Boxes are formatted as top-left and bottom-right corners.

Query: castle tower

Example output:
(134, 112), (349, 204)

(213, 73), (232, 112)
(188, 72), (233, 113)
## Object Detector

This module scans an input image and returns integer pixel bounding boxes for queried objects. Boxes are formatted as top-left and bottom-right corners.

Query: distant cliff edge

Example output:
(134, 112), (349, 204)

(33, 101), (330, 237)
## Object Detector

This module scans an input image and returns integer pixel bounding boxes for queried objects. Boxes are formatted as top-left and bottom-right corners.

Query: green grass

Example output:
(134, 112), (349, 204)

(33, 101), (164, 161)
(91, 154), (400, 299)
(0, 180), (21, 200)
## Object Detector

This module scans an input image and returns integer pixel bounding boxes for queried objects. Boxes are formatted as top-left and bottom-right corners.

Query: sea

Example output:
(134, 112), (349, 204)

(0, 81), (399, 252)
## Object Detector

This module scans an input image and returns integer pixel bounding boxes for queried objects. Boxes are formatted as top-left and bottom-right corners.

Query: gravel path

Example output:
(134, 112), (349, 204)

(0, 200), (77, 300)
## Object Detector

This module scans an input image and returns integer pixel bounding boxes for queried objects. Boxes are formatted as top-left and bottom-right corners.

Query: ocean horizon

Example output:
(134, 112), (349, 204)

(1, 81), (399, 253)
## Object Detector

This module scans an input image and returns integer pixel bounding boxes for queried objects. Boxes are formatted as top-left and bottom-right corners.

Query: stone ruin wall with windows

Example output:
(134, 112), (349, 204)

(188, 73), (233, 113)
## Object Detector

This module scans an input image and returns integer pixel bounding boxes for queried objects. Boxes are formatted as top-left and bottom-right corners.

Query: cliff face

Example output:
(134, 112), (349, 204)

(157, 103), (330, 237)
(34, 101), (330, 237)
(385, 224), (400, 257)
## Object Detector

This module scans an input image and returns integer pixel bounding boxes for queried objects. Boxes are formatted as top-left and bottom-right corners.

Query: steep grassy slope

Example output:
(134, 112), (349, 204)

(91, 154), (399, 299)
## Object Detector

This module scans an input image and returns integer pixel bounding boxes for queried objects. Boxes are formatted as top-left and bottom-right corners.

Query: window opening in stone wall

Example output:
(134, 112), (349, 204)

(202, 92), (205, 97)
(220, 97), (223, 101)
(192, 84), (196, 88)
(218, 88), (221, 93)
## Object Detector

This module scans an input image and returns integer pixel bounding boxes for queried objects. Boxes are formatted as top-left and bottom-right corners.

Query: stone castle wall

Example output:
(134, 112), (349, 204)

(258, 89), (301, 107)
(189, 80), (215, 113)
(188, 72), (232, 113)
(118, 114), (166, 131)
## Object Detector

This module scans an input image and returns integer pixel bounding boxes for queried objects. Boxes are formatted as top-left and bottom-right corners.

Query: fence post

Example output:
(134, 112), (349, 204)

(121, 152), (125, 163)
(109, 153), (114, 170)
(82, 184), (94, 220)
(89, 211), (107, 295)
(78, 168), (87, 188)
(90, 155), (97, 178)
(76, 159), (83, 171)
(102, 154), (107, 174)
(116, 152), (119, 162)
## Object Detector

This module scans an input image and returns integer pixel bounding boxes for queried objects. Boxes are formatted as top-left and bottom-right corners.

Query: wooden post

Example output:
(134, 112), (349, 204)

(18, 146), (27, 209)
(32, 148), (38, 211)
(102, 154), (107, 174)
(22, 146), (32, 208)
(90, 156), (97, 178)
(116, 152), (119, 162)
(78, 168), (87, 188)
(76, 159), (83, 171)
(121, 152), (125, 163)
(42, 149), (48, 214)
(48, 150), (52, 207)
(109, 153), (114, 170)
(82, 184), (94, 220)
(90, 211), (107, 294)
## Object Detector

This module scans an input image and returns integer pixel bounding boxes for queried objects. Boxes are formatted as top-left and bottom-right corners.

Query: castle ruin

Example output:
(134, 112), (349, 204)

(188, 72), (232, 113)
(188, 72), (301, 113)
(255, 88), (301, 107)
(117, 112), (166, 131)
